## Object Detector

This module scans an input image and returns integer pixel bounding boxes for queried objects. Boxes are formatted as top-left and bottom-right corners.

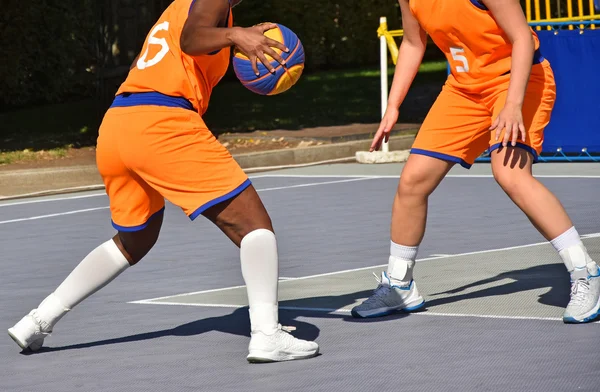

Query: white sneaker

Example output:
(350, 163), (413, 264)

(351, 271), (425, 318)
(563, 264), (600, 324)
(8, 310), (51, 351)
(247, 325), (319, 363)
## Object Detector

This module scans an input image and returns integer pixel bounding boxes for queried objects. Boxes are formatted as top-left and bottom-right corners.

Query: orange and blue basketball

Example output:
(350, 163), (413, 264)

(232, 24), (305, 96)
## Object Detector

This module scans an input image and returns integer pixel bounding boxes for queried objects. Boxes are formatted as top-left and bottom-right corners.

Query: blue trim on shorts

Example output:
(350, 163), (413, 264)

(469, 0), (488, 10)
(111, 92), (195, 111)
(410, 148), (473, 169)
(112, 207), (165, 232)
(532, 48), (545, 65)
(488, 143), (539, 162)
(189, 179), (252, 221)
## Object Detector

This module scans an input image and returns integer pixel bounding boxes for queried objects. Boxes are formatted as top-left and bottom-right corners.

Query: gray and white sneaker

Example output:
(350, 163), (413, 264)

(351, 271), (425, 318)
(563, 264), (600, 323)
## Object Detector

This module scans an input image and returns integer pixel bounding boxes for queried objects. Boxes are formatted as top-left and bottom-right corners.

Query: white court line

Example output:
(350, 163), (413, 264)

(2, 173), (598, 208)
(0, 178), (377, 225)
(0, 207), (110, 225)
(0, 192), (107, 208)
(255, 177), (373, 192)
(130, 301), (600, 324)
(129, 232), (600, 305)
(254, 174), (600, 179)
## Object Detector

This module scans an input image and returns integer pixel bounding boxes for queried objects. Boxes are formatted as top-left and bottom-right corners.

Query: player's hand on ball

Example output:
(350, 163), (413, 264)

(370, 107), (399, 152)
(491, 103), (526, 148)
(231, 23), (289, 76)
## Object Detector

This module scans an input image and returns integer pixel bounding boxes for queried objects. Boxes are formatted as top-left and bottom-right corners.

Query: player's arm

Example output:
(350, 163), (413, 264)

(387, 0), (428, 110)
(370, 0), (427, 151)
(482, 0), (535, 108)
(483, 0), (535, 146)
(181, 0), (287, 74)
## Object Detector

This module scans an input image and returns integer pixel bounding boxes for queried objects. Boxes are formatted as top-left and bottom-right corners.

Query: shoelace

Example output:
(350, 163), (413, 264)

(362, 273), (392, 305)
(570, 278), (591, 305)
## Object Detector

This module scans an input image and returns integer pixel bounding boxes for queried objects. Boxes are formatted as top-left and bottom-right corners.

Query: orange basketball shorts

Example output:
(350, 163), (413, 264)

(96, 92), (250, 232)
(411, 60), (556, 168)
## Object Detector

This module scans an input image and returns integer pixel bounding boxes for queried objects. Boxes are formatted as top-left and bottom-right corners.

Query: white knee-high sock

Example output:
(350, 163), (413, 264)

(35, 239), (130, 330)
(550, 226), (597, 276)
(387, 241), (418, 286)
(240, 229), (279, 335)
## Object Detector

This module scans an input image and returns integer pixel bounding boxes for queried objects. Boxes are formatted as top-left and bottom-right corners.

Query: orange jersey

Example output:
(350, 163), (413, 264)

(409, 0), (542, 89)
(116, 0), (232, 116)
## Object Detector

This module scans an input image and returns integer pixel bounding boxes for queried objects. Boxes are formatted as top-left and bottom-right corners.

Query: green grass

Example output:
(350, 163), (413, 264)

(0, 61), (447, 153)
(0, 147), (69, 165)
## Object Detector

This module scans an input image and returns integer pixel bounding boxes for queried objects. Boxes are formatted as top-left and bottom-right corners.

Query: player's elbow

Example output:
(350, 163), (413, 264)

(180, 26), (195, 55)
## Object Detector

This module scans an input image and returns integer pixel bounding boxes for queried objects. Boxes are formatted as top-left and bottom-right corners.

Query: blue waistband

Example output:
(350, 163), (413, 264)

(533, 48), (545, 65)
(111, 92), (195, 111)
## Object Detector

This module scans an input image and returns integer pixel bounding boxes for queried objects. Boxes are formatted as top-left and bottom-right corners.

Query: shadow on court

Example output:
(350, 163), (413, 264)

(426, 263), (570, 309)
(25, 263), (572, 354)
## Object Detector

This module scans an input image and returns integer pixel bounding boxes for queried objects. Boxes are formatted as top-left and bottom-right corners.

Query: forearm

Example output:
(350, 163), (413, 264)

(181, 26), (241, 56)
(387, 41), (426, 110)
(505, 35), (535, 107)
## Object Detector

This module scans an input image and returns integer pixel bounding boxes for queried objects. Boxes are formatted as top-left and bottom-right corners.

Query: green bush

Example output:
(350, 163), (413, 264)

(233, 1), (402, 71)
(0, 0), (96, 110)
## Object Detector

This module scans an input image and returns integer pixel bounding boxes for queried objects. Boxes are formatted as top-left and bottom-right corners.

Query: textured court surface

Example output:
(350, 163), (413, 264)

(2, 162), (600, 392)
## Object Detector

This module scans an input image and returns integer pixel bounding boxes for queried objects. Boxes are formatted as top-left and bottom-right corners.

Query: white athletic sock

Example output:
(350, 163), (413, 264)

(240, 229), (279, 335)
(35, 239), (130, 329)
(388, 241), (418, 286)
(550, 226), (596, 275)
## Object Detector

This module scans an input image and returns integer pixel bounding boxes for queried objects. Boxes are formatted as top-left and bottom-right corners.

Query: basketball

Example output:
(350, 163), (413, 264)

(232, 24), (305, 96)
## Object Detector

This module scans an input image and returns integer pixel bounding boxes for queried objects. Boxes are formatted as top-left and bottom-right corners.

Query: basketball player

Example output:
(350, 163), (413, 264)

(8, 0), (319, 362)
(352, 0), (600, 323)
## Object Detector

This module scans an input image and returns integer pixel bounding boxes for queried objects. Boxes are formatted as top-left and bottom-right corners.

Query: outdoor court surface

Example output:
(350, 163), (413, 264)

(1, 162), (599, 392)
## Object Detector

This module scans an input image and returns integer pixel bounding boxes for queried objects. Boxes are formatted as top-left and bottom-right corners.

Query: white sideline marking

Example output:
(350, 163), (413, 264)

(129, 233), (600, 305)
(252, 174), (600, 179)
(0, 192), (107, 208)
(130, 301), (600, 324)
(0, 177), (376, 225)
(0, 207), (110, 225)
(2, 172), (598, 208)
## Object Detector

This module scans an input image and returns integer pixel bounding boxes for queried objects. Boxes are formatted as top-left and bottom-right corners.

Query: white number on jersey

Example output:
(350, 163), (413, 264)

(136, 21), (170, 70)
(450, 47), (470, 73)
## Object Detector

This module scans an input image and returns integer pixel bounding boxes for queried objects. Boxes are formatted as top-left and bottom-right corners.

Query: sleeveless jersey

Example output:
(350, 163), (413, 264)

(409, 0), (541, 87)
(116, 0), (232, 116)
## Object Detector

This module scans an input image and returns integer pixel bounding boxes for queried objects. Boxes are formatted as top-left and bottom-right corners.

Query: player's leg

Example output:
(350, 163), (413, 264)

(488, 63), (599, 323)
(352, 86), (491, 318)
(135, 110), (318, 362)
(8, 109), (165, 351)
(201, 185), (318, 362)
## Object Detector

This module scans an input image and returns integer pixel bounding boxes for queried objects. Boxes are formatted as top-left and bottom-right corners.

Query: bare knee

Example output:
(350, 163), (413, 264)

(396, 154), (453, 200)
(397, 167), (437, 200)
(492, 148), (534, 197)
(203, 185), (274, 247)
(114, 212), (163, 265)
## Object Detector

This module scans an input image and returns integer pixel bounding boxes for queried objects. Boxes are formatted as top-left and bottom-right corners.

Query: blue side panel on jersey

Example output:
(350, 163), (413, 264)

(536, 29), (600, 153)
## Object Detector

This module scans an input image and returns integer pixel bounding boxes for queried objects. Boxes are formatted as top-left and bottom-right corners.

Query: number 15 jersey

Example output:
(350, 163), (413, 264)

(409, 0), (542, 90)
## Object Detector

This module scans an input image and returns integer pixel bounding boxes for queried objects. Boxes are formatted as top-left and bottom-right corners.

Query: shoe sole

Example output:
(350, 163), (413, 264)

(563, 296), (600, 324)
(351, 299), (426, 319)
(7, 328), (28, 350)
(247, 347), (319, 363)
(7, 328), (44, 351)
